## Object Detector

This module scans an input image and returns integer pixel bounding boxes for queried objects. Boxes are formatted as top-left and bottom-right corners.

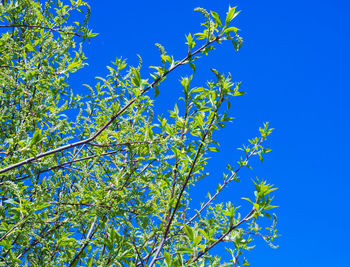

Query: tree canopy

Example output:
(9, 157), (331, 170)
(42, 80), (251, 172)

(0, 1), (278, 266)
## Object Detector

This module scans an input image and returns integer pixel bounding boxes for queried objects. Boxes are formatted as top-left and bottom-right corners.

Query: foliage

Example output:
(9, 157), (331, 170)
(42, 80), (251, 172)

(0, 1), (278, 266)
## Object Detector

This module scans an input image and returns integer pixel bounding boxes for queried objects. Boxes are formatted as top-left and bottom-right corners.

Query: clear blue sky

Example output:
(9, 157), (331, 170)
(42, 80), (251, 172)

(69, 1), (350, 266)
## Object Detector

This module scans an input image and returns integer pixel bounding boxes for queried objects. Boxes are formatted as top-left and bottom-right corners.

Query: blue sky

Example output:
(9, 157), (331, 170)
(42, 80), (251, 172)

(69, 0), (350, 266)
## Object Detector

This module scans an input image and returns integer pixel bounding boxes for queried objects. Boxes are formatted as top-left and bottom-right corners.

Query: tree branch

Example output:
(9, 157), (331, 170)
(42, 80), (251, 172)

(148, 115), (216, 267)
(68, 217), (98, 267)
(187, 208), (255, 264)
(184, 138), (263, 227)
(0, 216), (28, 242)
(0, 24), (84, 37)
(1, 149), (124, 184)
(142, 139), (263, 265)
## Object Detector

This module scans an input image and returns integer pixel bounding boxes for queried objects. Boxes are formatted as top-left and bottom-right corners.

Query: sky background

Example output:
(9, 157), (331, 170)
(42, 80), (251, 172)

(69, 1), (350, 266)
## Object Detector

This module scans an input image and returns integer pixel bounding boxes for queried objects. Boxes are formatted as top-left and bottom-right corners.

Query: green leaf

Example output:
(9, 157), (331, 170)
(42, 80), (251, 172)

(131, 68), (141, 87)
(180, 75), (192, 93)
(198, 229), (210, 240)
(154, 86), (159, 97)
(87, 32), (99, 37)
(234, 91), (245, 96)
(198, 106), (211, 112)
(242, 259), (250, 266)
(208, 146), (219, 152)
(87, 257), (93, 267)
(232, 40), (238, 51)
(225, 6), (239, 26)
(211, 11), (222, 27)
(194, 235), (202, 246)
(262, 212), (271, 219)
(67, 61), (80, 70)
(35, 202), (51, 211)
(210, 68), (221, 79)
(174, 103), (179, 115)
(242, 197), (254, 205)
(177, 247), (193, 254)
(164, 251), (172, 266)
(29, 130), (42, 147)
(183, 225), (194, 241)
(259, 152), (263, 162)
(189, 62), (196, 72)
(263, 148), (272, 153)
(186, 33), (195, 50)
(224, 27), (239, 34)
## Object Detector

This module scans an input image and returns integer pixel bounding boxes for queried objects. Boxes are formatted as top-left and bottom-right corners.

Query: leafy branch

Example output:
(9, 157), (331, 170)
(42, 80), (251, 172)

(0, 24), (85, 37)
(188, 207), (256, 264)
(0, 17), (228, 175)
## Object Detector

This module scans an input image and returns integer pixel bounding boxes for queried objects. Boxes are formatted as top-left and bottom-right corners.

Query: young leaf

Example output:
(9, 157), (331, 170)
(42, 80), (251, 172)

(211, 11), (222, 27)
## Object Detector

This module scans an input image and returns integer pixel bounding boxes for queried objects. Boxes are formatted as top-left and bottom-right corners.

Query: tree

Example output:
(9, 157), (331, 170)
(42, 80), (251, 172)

(0, 1), (278, 266)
